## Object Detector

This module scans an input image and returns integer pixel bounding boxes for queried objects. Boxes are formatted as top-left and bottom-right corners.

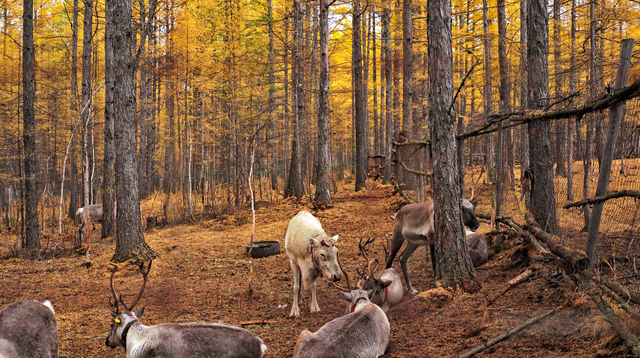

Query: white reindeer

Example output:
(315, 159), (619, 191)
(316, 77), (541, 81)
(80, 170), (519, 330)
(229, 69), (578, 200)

(0, 300), (58, 358)
(285, 210), (343, 318)
(293, 289), (390, 358)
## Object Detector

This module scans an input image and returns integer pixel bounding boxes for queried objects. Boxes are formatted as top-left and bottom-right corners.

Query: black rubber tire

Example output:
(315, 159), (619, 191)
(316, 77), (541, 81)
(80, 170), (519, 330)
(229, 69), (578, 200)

(245, 240), (281, 258)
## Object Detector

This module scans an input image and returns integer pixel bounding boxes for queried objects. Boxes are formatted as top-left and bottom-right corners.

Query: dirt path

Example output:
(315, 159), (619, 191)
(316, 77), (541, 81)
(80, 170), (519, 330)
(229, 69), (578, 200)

(0, 181), (600, 357)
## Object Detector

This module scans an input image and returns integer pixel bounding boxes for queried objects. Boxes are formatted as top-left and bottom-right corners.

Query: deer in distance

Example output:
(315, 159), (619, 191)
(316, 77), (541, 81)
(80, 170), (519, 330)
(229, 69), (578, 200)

(355, 238), (404, 313)
(293, 289), (390, 358)
(385, 196), (481, 294)
(0, 299), (59, 358)
(106, 260), (267, 357)
(465, 230), (488, 267)
(284, 210), (344, 318)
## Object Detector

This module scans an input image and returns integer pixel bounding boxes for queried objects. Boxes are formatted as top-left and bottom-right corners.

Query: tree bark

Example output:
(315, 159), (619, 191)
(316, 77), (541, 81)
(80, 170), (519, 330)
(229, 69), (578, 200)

(68, 0), (80, 221)
(267, 0), (277, 191)
(109, 0), (156, 262)
(382, 8), (393, 184)
(284, 0), (304, 200)
(482, 0), (494, 188)
(496, 0), (510, 224)
(372, 8), (379, 157)
(314, 0), (332, 208)
(566, 0), (576, 201)
(519, 0), (529, 188)
(553, 0), (566, 176)
(428, 0), (477, 290)
(585, 39), (634, 268)
(81, 0), (93, 244)
(526, 0), (558, 234)
(22, 0), (40, 250)
(353, 0), (367, 191)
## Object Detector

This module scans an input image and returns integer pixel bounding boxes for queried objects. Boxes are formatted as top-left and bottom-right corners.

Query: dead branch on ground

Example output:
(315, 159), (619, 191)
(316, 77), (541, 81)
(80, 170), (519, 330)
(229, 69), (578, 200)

(481, 269), (534, 310)
(458, 306), (561, 358)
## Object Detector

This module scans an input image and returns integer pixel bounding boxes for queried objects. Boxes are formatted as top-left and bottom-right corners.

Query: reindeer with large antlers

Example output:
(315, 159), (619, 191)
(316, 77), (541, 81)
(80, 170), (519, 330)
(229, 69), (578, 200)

(354, 238), (403, 313)
(106, 260), (267, 358)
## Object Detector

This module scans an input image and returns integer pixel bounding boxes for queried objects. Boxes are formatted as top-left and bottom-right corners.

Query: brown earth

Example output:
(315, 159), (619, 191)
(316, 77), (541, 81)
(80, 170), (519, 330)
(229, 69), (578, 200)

(0, 179), (633, 357)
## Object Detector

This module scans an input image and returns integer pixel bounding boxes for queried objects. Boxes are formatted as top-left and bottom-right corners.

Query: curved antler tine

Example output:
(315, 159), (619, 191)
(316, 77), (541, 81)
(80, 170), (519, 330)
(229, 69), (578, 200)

(108, 264), (121, 313)
(469, 187), (475, 202)
(126, 260), (153, 311)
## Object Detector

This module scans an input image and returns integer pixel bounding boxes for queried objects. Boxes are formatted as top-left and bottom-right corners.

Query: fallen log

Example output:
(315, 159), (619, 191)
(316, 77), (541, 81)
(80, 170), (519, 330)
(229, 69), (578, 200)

(524, 214), (588, 270)
(587, 286), (640, 357)
(239, 320), (277, 326)
(458, 306), (560, 358)
(476, 214), (550, 255)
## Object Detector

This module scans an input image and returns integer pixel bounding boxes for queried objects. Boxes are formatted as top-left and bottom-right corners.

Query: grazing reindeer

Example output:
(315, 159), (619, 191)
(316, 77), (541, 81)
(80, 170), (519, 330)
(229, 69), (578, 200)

(0, 300), (58, 358)
(293, 289), (390, 358)
(356, 238), (403, 313)
(285, 210), (343, 318)
(385, 197), (480, 293)
(75, 203), (103, 242)
(465, 230), (488, 267)
(106, 261), (267, 357)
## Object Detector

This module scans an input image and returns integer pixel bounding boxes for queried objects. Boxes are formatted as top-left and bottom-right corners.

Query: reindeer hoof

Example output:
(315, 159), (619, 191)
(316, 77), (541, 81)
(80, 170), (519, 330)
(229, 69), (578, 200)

(310, 304), (321, 313)
(409, 288), (419, 295)
(289, 308), (300, 318)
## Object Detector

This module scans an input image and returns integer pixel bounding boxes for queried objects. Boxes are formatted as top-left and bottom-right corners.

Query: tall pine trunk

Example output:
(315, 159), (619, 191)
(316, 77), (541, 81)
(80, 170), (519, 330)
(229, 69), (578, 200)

(102, 0), (115, 238)
(527, 0), (558, 233)
(109, 0), (156, 262)
(284, 0), (304, 200)
(428, 0), (477, 290)
(23, 0), (40, 250)
(353, 0), (367, 191)
(81, 0), (93, 243)
(382, 8), (393, 184)
(314, 0), (332, 208)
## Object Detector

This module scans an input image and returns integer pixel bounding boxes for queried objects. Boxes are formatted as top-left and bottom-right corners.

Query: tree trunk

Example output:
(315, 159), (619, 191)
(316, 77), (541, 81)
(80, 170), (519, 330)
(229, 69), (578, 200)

(68, 0), (80, 221)
(527, 0), (558, 234)
(268, 0), (277, 191)
(284, 0), (304, 200)
(382, 8), (393, 184)
(566, 0), (576, 201)
(482, 0), (494, 188)
(496, 0), (510, 223)
(102, 0), (116, 238)
(81, 0), (93, 244)
(314, 0), (332, 208)
(353, 0), (367, 191)
(519, 0), (529, 187)
(372, 8), (379, 157)
(22, 0), (40, 250)
(109, 0), (156, 262)
(553, 0), (566, 176)
(402, 0), (412, 134)
(428, 0), (477, 289)
(585, 39), (634, 268)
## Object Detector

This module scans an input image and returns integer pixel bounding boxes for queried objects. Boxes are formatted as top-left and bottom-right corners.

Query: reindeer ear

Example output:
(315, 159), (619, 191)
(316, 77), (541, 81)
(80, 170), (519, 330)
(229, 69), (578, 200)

(341, 292), (352, 302)
(380, 280), (392, 288)
(308, 237), (319, 248)
(134, 307), (145, 318)
(330, 235), (339, 244)
(471, 199), (480, 206)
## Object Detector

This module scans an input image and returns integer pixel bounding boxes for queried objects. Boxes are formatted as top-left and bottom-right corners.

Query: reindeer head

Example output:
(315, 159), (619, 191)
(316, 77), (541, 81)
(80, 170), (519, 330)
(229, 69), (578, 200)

(462, 188), (480, 231)
(341, 289), (373, 313)
(106, 261), (152, 349)
(309, 235), (342, 282)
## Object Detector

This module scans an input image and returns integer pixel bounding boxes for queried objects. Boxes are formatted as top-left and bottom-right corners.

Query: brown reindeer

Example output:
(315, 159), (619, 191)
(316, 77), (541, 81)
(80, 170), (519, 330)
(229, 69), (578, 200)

(106, 261), (267, 357)
(0, 300), (58, 358)
(293, 289), (390, 358)
(385, 197), (480, 293)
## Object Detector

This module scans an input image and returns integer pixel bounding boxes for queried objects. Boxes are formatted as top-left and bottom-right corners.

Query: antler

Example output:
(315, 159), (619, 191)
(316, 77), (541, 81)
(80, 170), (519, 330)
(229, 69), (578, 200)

(107, 260), (152, 313)
(108, 264), (121, 314)
(469, 187), (475, 202)
(358, 238), (378, 282)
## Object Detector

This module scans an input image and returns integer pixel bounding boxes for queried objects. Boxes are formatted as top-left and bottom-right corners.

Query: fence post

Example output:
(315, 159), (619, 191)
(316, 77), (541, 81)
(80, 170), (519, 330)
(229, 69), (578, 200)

(585, 38), (634, 268)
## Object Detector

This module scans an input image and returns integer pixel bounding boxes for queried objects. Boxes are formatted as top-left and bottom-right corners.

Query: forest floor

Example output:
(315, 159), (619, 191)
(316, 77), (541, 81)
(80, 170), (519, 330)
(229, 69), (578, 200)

(0, 177), (637, 357)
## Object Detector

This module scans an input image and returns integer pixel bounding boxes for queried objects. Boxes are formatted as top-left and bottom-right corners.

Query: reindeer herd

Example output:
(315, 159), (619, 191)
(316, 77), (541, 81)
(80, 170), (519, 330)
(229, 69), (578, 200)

(0, 197), (487, 357)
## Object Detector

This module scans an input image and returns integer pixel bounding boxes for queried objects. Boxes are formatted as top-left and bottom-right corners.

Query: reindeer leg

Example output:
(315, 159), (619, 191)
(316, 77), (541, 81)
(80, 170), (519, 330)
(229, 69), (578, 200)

(289, 260), (301, 318)
(309, 280), (320, 313)
(399, 242), (419, 294)
(385, 228), (404, 269)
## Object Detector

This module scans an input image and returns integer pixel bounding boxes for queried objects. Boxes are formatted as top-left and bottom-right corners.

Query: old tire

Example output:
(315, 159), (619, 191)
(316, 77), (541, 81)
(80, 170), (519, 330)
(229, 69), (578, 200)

(245, 240), (281, 258)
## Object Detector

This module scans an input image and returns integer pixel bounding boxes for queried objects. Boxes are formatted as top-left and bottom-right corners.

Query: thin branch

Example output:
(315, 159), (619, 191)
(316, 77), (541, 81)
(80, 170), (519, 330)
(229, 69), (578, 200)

(563, 190), (640, 209)
(459, 77), (640, 139)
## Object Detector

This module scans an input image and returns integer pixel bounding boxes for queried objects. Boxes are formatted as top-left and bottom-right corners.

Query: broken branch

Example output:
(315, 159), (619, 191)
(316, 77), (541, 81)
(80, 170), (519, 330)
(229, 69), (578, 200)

(563, 190), (640, 209)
